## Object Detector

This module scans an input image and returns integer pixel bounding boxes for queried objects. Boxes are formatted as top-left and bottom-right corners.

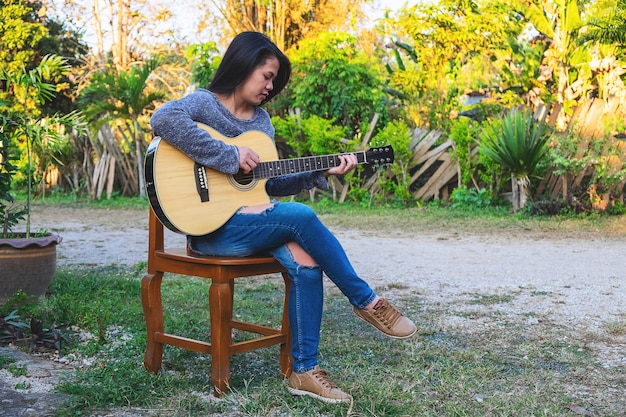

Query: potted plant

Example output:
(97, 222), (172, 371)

(0, 55), (85, 302)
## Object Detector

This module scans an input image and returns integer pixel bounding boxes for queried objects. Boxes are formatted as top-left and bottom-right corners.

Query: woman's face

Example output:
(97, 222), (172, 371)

(238, 56), (280, 106)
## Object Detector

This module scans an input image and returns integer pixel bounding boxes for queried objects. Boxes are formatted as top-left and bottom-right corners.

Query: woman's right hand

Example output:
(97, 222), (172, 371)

(237, 146), (260, 173)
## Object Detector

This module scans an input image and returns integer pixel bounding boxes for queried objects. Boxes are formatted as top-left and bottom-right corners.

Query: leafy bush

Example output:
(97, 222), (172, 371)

(522, 198), (571, 216)
(451, 187), (492, 210)
(0, 309), (68, 352)
(286, 32), (388, 137)
(371, 120), (414, 205)
(0, 113), (27, 235)
(273, 114), (352, 157)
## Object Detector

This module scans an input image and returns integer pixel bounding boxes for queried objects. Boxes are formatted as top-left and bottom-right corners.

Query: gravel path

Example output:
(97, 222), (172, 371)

(30, 205), (626, 335)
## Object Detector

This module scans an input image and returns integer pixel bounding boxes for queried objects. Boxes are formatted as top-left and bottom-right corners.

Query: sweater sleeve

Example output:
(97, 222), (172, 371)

(265, 171), (329, 197)
(150, 92), (241, 174)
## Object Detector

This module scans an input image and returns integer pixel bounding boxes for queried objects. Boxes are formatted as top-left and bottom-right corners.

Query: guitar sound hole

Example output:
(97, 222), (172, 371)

(230, 171), (255, 189)
(233, 171), (253, 185)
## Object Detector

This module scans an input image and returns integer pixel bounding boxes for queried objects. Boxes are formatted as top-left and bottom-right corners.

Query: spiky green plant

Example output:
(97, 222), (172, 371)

(480, 109), (551, 210)
(1, 55), (87, 237)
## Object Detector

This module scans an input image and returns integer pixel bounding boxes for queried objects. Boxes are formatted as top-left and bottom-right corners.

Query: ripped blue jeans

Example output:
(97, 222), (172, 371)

(188, 201), (377, 373)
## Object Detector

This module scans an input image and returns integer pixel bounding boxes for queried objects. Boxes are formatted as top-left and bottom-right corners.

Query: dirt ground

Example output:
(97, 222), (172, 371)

(30, 205), (626, 341)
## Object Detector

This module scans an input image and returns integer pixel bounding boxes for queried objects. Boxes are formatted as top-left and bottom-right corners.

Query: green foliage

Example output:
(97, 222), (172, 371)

(0, 113), (26, 234)
(287, 32), (388, 137)
(451, 187), (493, 210)
(0, 310), (29, 343)
(578, 0), (626, 46)
(480, 109), (551, 180)
(36, 267), (145, 345)
(449, 116), (506, 195)
(498, 37), (549, 102)
(272, 115), (306, 156)
(185, 42), (221, 88)
(273, 114), (353, 157)
(0, 54), (87, 236)
(449, 117), (481, 188)
(0, 0), (47, 77)
(0, 289), (37, 317)
(371, 120), (414, 205)
(302, 116), (352, 156)
(78, 57), (166, 196)
(0, 309), (68, 352)
(0, 0), (87, 115)
(523, 198), (579, 217)
(514, 0), (597, 114)
(588, 135), (626, 193)
(548, 130), (590, 177)
(79, 57), (166, 127)
(548, 124), (626, 204)
(378, 0), (527, 129)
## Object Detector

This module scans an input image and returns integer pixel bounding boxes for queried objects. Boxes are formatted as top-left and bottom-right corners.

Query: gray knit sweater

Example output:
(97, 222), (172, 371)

(150, 89), (328, 197)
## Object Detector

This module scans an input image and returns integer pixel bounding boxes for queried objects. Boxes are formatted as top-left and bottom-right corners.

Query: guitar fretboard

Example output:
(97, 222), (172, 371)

(253, 152), (367, 179)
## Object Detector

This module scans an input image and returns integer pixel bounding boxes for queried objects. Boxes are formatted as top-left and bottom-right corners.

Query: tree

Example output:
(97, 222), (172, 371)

(211, 0), (368, 51)
(579, 0), (626, 47)
(515, 0), (595, 129)
(286, 32), (388, 139)
(79, 57), (166, 197)
(378, 0), (526, 129)
(1, 0), (88, 114)
(0, 0), (47, 76)
(1, 55), (87, 236)
(185, 42), (221, 88)
(48, 0), (176, 70)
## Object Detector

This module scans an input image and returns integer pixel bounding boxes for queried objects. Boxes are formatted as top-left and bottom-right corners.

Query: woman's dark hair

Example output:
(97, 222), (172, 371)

(209, 32), (291, 104)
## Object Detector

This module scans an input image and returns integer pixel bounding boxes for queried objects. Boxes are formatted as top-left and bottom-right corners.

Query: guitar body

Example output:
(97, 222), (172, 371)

(145, 125), (278, 236)
(145, 123), (394, 236)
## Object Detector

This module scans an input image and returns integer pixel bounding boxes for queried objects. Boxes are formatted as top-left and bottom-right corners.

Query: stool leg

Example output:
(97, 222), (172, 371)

(142, 272), (164, 373)
(279, 272), (292, 378)
(209, 279), (234, 396)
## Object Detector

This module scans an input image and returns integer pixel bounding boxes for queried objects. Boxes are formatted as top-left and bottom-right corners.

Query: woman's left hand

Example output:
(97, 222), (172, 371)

(325, 154), (358, 177)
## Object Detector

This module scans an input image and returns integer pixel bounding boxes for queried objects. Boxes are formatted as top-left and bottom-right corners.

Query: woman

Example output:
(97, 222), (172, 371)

(150, 31), (416, 404)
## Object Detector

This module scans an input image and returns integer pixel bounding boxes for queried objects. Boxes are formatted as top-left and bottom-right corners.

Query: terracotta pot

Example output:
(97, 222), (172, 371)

(0, 233), (62, 303)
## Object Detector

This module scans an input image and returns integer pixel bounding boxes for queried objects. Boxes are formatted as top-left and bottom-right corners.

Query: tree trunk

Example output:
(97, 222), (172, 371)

(511, 173), (520, 211)
(108, 0), (132, 70)
(511, 174), (530, 212)
(92, 0), (106, 66)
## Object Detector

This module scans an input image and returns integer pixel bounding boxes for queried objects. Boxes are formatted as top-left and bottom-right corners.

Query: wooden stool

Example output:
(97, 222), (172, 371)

(141, 209), (292, 396)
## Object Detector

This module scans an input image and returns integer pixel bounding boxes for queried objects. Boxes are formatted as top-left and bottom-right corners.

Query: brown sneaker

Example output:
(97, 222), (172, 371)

(354, 298), (417, 339)
(287, 366), (352, 404)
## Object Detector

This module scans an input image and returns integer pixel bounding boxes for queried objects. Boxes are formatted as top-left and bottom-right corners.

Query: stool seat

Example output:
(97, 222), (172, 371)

(141, 209), (292, 396)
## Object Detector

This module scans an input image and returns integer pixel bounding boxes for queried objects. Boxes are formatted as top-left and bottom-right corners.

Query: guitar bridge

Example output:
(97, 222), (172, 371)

(194, 162), (210, 202)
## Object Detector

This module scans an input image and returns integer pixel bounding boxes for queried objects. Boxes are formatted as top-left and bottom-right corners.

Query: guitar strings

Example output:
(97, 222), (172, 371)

(240, 153), (370, 180)
(233, 148), (392, 181)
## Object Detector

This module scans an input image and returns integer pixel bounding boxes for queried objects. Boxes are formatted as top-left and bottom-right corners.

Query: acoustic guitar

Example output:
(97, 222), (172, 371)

(144, 123), (394, 235)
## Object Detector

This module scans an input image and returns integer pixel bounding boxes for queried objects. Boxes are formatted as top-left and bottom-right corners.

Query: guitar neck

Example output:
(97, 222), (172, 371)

(252, 152), (367, 179)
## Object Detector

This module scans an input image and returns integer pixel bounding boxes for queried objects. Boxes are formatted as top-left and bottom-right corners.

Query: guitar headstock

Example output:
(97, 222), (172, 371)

(365, 145), (394, 166)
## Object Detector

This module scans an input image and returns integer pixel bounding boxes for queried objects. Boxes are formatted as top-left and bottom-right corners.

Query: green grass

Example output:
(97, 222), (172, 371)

(21, 192), (150, 211)
(3, 264), (620, 416)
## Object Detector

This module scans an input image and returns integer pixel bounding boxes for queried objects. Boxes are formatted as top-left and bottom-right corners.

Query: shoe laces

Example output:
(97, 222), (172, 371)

(372, 299), (402, 328)
(311, 367), (338, 390)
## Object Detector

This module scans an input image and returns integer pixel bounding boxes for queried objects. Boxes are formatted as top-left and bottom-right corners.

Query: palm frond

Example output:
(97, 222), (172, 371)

(480, 109), (551, 179)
